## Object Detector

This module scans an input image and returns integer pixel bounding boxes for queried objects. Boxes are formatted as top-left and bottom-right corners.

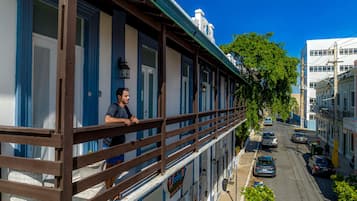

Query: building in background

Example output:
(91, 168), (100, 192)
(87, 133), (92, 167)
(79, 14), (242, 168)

(315, 67), (357, 174)
(301, 38), (357, 130)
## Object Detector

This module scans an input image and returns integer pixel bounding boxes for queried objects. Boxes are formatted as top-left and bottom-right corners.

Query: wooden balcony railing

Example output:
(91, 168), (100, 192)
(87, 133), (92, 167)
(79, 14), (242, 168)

(0, 106), (245, 201)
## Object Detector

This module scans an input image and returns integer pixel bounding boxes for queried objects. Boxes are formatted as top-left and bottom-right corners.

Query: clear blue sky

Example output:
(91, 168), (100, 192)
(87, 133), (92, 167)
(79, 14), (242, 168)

(175, 0), (357, 93)
(175, 0), (357, 58)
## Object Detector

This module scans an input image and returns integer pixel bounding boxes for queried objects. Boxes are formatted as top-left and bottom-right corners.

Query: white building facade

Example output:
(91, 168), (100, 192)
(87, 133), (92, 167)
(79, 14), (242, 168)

(301, 38), (357, 130)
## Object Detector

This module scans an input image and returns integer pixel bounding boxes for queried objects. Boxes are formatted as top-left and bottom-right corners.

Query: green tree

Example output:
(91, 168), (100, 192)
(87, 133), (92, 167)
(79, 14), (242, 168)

(235, 121), (250, 149)
(221, 33), (299, 128)
(242, 185), (275, 201)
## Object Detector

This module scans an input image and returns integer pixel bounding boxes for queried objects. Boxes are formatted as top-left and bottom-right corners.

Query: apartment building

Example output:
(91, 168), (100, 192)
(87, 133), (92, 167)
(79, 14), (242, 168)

(315, 67), (357, 173)
(301, 38), (357, 130)
(0, 1), (248, 201)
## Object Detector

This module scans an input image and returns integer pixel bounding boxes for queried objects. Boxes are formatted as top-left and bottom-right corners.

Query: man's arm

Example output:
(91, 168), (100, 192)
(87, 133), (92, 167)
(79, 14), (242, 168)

(105, 115), (131, 125)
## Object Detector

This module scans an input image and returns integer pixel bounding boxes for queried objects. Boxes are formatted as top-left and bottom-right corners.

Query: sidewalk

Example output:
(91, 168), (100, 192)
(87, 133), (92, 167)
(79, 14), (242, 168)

(219, 133), (261, 201)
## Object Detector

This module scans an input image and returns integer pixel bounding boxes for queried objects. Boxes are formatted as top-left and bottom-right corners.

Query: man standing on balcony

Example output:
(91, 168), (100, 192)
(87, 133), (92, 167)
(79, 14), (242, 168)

(104, 87), (139, 190)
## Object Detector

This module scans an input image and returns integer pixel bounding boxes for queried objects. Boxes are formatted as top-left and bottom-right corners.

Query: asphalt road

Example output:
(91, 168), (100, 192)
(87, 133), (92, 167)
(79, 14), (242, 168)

(255, 122), (337, 201)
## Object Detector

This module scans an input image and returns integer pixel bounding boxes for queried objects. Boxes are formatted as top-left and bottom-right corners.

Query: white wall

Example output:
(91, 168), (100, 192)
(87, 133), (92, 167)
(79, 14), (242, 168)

(98, 12), (112, 125)
(125, 24), (138, 117)
(124, 25), (138, 161)
(0, 2), (17, 200)
(0, 0), (16, 126)
(166, 47), (181, 117)
(143, 185), (163, 201)
(166, 47), (181, 145)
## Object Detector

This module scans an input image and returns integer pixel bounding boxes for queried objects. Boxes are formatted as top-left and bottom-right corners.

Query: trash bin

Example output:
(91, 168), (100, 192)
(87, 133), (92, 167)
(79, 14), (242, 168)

(222, 178), (228, 191)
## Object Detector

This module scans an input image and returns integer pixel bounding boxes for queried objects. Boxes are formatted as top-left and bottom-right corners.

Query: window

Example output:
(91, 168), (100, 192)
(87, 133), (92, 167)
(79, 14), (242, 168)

(337, 93), (340, 105)
(310, 98), (316, 104)
(351, 133), (354, 151)
(352, 92), (355, 107)
(309, 114), (315, 120)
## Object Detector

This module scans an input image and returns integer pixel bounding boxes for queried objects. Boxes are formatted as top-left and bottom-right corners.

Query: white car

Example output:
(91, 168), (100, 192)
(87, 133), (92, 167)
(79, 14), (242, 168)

(263, 117), (273, 126)
(261, 132), (278, 147)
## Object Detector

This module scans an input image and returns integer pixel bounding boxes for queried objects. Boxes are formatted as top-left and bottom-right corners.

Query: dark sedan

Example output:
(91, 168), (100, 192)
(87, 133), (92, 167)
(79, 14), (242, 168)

(308, 155), (336, 177)
(253, 155), (276, 177)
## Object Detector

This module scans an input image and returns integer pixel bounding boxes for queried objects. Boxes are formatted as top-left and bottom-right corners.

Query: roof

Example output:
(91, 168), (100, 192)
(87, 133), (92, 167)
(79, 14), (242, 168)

(150, 0), (248, 84)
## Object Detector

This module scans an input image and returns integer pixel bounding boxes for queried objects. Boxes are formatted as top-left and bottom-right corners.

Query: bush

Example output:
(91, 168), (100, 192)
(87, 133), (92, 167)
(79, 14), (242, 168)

(242, 185), (275, 201)
(331, 174), (357, 201)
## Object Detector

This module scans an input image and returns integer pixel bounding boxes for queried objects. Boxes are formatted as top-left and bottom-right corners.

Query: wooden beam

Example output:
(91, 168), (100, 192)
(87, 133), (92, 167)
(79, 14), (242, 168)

(113, 0), (161, 31)
(55, 0), (76, 200)
(215, 67), (219, 138)
(158, 24), (167, 174)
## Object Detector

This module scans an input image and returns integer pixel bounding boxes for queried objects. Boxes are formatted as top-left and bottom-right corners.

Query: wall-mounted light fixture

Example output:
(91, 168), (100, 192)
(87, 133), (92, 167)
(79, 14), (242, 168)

(201, 83), (206, 92)
(118, 58), (130, 79)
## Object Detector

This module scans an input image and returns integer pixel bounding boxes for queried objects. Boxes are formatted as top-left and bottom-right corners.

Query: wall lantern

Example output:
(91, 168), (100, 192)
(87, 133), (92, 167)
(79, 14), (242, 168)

(201, 83), (206, 92)
(118, 58), (130, 79)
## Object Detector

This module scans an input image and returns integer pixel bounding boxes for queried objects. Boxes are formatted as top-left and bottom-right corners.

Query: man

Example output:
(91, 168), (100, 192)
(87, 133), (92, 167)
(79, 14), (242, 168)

(104, 87), (139, 190)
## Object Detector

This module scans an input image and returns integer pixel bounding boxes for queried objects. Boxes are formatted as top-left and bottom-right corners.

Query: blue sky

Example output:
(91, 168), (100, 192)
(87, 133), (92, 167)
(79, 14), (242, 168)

(175, 0), (357, 58)
(175, 0), (357, 93)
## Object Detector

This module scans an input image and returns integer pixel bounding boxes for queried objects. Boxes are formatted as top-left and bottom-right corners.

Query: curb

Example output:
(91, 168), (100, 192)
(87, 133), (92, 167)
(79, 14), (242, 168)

(239, 131), (260, 201)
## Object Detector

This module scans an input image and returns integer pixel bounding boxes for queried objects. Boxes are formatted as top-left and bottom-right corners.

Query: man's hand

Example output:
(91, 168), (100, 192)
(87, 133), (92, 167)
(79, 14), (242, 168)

(131, 117), (139, 124)
(123, 119), (132, 126)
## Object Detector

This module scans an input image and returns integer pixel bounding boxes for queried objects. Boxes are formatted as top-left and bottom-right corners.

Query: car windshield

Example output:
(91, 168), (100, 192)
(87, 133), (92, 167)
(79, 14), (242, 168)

(263, 132), (274, 137)
(294, 133), (305, 137)
(258, 159), (273, 165)
(257, 157), (273, 165)
(316, 158), (328, 166)
(263, 136), (275, 139)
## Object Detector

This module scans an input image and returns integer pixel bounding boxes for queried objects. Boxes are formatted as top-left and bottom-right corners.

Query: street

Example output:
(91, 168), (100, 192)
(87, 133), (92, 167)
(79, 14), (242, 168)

(255, 122), (337, 201)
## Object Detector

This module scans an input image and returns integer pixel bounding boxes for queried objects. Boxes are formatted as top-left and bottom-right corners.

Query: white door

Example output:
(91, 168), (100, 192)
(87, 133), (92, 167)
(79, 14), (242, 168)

(141, 65), (157, 120)
(140, 45), (158, 152)
(31, 33), (84, 159)
(181, 63), (190, 115)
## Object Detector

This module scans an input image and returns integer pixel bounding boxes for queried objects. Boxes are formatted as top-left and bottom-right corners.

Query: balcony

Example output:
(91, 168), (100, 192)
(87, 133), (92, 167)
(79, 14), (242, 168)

(0, 106), (246, 201)
(315, 105), (354, 120)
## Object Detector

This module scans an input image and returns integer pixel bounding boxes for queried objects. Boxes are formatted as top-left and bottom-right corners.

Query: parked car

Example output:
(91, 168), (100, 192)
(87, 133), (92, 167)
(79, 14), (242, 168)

(263, 117), (273, 126)
(308, 155), (336, 176)
(291, 132), (308, 144)
(261, 132), (278, 147)
(253, 155), (276, 177)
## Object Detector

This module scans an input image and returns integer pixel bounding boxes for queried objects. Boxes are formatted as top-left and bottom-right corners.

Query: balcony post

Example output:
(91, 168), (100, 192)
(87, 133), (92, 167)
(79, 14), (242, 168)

(55, 0), (77, 200)
(158, 24), (167, 174)
(193, 50), (199, 151)
(215, 68), (219, 138)
(226, 76), (230, 126)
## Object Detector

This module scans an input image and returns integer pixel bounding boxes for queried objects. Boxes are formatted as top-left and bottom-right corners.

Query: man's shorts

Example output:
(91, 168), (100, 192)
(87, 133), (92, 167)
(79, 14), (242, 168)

(106, 154), (124, 165)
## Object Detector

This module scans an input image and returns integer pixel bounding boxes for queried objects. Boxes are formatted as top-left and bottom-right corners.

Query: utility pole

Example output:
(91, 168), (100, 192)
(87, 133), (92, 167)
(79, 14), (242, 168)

(328, 42), (342, 167)
(300, 57), (305, 128)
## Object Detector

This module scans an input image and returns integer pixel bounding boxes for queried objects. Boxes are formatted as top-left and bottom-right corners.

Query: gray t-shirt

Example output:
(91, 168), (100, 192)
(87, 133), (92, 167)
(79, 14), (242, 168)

(104, 103), (132, 146)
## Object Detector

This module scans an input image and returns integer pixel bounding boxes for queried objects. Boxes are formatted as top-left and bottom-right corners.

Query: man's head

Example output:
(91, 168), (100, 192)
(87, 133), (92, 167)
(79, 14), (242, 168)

(116, 88), (130, 105)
